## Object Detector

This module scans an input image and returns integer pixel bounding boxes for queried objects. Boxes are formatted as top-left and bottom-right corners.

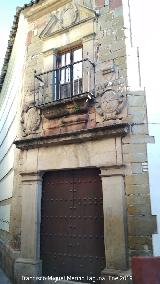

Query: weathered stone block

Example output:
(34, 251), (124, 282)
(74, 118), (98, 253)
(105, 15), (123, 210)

(128, 236), (152, 251)
(123, 144), (146, 154)
(122, 134), (154, 144)
(128, 107), (146, 115)
(125, 173), (149, 186)
(125, 184), (150, 195)
(112, 48), (126, 58)
(127, 193), (150, 205)
(127, 96), (145, 107)
(131, 124), (148, 135)
(112, 40), (125, 51)
(115, 55), (126, 66)
(127, 114), (147, 124)
(128, 90), (145, 97)
(123, 152), (147, 163)
(130, 163), (142, 174)
(127, 204), (151, 215)
(128, 215), (157, 235)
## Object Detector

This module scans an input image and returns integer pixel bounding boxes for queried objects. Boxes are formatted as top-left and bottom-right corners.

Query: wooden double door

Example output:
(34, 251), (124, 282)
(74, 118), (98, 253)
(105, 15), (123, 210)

(40, 168), (105, 281)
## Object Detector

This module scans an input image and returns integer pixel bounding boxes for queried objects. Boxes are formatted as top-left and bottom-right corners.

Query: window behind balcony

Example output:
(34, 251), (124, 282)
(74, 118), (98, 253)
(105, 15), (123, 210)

(54, 47), (83, 100)
(34, 46), (95, 106)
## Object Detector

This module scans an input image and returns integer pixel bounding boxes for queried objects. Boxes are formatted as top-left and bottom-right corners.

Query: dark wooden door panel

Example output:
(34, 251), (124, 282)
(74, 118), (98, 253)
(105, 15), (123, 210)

(40, 168), (106, 281)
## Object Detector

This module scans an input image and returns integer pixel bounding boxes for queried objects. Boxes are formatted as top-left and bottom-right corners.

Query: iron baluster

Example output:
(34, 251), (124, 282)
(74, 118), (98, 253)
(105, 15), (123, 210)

(34, 59), (94, 104)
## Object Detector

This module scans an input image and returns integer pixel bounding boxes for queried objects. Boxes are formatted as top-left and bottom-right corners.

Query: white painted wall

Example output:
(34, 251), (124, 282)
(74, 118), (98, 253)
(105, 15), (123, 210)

(0, 205), (10, 232)
(0, 170), (14, 202)
(0, 14), (28, 232)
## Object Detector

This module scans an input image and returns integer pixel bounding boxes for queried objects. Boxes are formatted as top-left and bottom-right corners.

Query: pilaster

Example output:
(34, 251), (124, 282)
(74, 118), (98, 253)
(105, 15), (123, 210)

(100, 165), (128, 272)
(14, 172), (43, 284)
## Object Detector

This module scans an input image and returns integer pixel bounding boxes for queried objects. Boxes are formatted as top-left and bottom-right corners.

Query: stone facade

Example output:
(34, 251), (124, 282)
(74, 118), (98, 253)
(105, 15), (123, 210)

(0, 0), (157, 283)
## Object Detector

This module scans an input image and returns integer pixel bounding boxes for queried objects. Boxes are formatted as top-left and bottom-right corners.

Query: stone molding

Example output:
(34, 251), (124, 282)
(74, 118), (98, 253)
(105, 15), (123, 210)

(40, 94), (91, 120)
(42, 48), (57, 57)
(15, 123), (129, 150)
(20, 172), (43, 183)
(100, 164), (126, 177)
(39, 1), (96, 39)
(82, 32), (96, 43)
(23, 0), (69, 21)
(15, 257), (41, 265)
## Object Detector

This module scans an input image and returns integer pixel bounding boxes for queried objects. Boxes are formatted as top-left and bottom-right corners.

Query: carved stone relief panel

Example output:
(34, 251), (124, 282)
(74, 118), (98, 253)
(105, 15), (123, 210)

(60, 3), (79, 28)
(96, 82), (127, 121)
(39, 2), (96, 39)
(21, 103), (42, 136)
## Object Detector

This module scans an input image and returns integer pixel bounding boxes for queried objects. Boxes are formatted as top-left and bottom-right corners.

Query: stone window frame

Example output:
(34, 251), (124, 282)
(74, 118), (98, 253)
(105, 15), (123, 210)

(37, 35), (96, 106)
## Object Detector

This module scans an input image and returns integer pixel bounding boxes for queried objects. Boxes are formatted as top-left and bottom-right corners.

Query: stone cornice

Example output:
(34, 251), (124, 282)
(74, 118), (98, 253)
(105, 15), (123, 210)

(14, 123), (129, 150)
(23, 0), (71, 22)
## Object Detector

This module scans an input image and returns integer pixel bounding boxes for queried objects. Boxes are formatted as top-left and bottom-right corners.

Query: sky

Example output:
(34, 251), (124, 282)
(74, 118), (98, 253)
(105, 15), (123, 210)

(129, 0), (160, 120)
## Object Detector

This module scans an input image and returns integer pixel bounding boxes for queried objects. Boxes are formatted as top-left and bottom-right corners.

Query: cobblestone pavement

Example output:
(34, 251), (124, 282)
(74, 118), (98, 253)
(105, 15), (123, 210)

(0, 268), (12, 284)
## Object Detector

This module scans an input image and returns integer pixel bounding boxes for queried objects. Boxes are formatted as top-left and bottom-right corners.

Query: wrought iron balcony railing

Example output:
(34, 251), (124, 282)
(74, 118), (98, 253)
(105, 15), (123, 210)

(34, 59), (95, 107)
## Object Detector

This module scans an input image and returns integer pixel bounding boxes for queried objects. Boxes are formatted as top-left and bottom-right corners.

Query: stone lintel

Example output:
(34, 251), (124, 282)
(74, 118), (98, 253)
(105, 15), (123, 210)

(20, 172), (43, 183)
(42, 47), (57, 57)
(14, 123), (129, 150)
(100, 164), (126, 177)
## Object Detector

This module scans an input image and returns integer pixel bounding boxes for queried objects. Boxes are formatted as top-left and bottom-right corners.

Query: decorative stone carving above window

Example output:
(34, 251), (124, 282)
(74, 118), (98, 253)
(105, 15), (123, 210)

(39, 2), (96, 39)
(60, 3), (79, 29)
